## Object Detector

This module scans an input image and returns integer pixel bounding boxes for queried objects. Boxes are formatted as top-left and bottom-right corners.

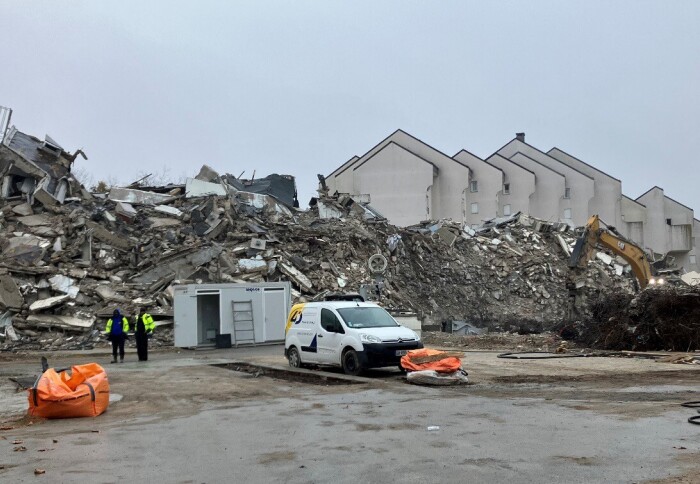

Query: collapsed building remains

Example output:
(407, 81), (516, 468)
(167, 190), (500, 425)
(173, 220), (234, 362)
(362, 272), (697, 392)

(2, 120), (692, 353)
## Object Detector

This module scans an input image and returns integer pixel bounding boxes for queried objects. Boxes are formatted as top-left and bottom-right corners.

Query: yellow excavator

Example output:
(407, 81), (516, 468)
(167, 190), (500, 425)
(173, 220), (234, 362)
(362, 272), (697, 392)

(568, 215), (662, 289)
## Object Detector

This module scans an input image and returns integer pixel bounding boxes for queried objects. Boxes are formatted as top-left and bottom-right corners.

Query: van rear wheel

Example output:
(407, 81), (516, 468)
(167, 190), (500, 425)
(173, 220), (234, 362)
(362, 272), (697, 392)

(288, 347), (301, 368)
(342, 349), (362, 376)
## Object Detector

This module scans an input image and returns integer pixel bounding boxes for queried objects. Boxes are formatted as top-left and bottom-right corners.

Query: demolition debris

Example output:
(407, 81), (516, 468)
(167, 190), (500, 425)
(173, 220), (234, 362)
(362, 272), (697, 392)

(0, 123), (659, 353)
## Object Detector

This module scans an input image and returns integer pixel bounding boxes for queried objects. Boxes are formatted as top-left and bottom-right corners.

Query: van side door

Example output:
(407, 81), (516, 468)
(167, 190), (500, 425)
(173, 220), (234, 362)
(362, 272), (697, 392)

(297, 307), (320, 364)
(317, 308), (345, 365)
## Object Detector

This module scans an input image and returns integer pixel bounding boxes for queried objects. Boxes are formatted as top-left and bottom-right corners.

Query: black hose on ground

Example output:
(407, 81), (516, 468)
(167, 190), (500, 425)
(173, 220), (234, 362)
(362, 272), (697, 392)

(680, 402), (700, 425)
(497, 351), (588, 359)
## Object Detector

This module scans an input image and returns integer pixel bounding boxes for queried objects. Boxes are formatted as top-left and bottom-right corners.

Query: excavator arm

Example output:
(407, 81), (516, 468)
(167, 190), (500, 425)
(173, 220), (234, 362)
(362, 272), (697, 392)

(569, 215), (654, 289)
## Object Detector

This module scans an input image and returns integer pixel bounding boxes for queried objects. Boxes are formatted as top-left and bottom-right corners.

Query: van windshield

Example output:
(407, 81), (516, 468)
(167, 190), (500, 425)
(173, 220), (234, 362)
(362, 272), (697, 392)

(336, 307), (398, 329)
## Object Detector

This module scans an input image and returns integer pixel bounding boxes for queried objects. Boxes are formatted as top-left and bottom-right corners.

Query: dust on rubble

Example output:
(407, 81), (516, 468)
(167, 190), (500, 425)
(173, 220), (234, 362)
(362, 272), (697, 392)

(422, 331), (568, 352)
(0, 125), (660, 354)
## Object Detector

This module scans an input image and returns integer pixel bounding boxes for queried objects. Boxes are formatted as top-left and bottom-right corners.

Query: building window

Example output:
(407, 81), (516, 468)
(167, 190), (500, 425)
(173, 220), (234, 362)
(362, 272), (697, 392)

(563, 208), (572, 219)
(564, 187), (571, 199)
(503, 204), (511, 216)
(470, 180), (478, 193)
(691, 255), (697, 265)
(470, 202), (479, 214)
(666, 218), (672, 226)
(503, 183), (510, 195)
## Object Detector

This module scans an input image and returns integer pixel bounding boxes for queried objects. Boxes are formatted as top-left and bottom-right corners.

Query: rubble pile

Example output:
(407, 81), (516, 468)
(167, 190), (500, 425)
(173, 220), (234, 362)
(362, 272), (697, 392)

(573, 287), (700, 351)
(0, 155), (638, 352)
(0, 124), (639, 352)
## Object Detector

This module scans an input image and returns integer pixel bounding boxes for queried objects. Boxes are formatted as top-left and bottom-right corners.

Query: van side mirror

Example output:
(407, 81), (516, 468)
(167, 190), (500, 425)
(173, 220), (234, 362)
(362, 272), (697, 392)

(334, 323), (345, 334)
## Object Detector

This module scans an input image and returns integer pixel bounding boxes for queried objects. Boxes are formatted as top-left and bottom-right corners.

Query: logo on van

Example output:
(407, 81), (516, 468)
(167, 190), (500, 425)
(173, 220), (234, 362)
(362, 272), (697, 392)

(285, 304), (306, 334)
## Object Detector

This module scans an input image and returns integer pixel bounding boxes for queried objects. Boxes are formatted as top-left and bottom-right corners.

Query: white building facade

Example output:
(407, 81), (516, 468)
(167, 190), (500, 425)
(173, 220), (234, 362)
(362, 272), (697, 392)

(325, 130), (699, 272)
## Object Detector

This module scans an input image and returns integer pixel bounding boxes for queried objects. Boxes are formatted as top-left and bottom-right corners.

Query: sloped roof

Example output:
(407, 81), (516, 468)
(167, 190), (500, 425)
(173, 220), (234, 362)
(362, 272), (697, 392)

(453, 149), (503, 173)
(352, 141), (438, 172)
(547, 146), (621, 182)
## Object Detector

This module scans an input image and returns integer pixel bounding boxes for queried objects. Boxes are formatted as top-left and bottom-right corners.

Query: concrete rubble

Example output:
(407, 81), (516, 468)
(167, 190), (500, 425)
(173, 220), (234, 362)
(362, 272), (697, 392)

(0, 127), (651, 353)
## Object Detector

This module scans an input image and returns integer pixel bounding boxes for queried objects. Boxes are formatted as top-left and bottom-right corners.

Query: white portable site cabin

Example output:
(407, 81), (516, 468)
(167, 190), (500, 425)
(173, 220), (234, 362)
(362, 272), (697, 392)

(173, 282), (292, 348)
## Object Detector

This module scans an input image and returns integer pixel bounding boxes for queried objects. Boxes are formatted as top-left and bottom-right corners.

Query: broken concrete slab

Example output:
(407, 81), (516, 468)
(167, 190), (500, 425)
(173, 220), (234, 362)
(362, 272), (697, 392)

(102, 211), (117, 223)
(238, 258), (268, 273)
(108, 187), (177, 206)
(194, 165), (220, 182)
(2, 235), (50, 265)
(29, 295), (69, 312)
(279, 262), (313, 292)
(436, 226), (459, 246)
(48, 274), (79, 298)
(236, 191), (293, 216)
(115, 202), (138, 221)
(25, 314), (94, 332)
(317, 201), (344, 219)
(596, 252), (613, 265)
(250, 238), (266, 250)
(0, 311), (18, 341)
(11, 203), (33, 216)
(131, 246), (223, 285)
(85, 221), (132, 251)
(94, 285), (130, 303)
(0, 275), (23, 310)
(154, 205), (183, 218)
(148, 217), (182, 228)
(556, 234), (571, 256)
(185, 178), (227, 198)
(204, 219), (229, 240)
(681, 271), (700, 286)
(17, 214), (52, 227)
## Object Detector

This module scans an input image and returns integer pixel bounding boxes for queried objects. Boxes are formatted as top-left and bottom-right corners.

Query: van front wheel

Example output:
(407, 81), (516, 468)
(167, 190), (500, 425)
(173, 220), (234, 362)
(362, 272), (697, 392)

(342, 349), (362, 376)
(288, 347), (301, 368)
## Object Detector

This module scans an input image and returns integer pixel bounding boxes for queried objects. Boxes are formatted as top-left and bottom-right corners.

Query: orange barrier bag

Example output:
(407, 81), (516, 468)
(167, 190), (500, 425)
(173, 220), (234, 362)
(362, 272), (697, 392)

(28, 363), (110, 418)
(400, 348), (462, 373)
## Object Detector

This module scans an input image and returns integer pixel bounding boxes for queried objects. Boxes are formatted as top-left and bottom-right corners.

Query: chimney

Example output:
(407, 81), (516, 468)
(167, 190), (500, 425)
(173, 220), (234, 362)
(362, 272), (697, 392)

(515, 132), (525, 142)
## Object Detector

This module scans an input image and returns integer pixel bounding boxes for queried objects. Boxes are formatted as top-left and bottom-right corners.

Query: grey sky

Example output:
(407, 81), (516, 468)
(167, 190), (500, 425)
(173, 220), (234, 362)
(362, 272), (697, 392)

(2, 1), (699, 211)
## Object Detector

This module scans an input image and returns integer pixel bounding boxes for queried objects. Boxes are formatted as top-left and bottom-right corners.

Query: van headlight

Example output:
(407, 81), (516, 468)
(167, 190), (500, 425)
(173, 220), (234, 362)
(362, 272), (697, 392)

(360, 334), (382, 344)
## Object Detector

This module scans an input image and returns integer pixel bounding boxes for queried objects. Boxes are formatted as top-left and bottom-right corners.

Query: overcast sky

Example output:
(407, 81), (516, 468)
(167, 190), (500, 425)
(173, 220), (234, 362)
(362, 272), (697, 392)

(2, 1), (699, 211)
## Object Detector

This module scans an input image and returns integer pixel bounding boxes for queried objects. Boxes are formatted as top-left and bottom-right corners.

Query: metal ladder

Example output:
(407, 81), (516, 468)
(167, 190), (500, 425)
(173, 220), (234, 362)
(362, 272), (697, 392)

(232, 300), (255, 347)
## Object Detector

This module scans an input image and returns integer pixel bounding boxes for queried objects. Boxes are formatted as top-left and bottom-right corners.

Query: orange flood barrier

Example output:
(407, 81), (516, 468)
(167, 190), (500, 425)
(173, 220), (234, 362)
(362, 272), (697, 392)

(400, 348), (462, 373)
(28, 363), (110, 418)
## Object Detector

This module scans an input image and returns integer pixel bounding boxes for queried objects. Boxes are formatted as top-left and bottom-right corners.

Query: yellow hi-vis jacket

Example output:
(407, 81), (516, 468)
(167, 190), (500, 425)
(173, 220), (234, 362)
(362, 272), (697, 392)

(137, 313), (156, 333)
(105, 317), (130, 333)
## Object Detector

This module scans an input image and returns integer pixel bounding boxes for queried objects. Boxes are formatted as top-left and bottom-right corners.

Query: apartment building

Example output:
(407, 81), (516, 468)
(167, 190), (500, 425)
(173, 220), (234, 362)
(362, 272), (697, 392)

(325, 130), (698, 272)
(326, 130), (471, 227)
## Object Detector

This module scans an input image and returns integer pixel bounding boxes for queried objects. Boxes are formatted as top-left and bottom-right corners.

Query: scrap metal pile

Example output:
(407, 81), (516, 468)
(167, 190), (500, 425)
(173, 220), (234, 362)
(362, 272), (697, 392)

(573, 287), (700, 351)
(0, 126), (640, 352)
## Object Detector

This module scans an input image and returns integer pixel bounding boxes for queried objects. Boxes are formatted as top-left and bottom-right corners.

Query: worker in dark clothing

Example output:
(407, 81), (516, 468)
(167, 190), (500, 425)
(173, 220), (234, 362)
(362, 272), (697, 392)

(106, 309), (129, 364)
(134, 310), (155, 361)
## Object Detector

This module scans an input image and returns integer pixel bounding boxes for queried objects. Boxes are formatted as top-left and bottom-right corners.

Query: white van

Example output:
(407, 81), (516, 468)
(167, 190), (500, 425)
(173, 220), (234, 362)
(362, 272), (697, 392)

(284, 301), (423, 375)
